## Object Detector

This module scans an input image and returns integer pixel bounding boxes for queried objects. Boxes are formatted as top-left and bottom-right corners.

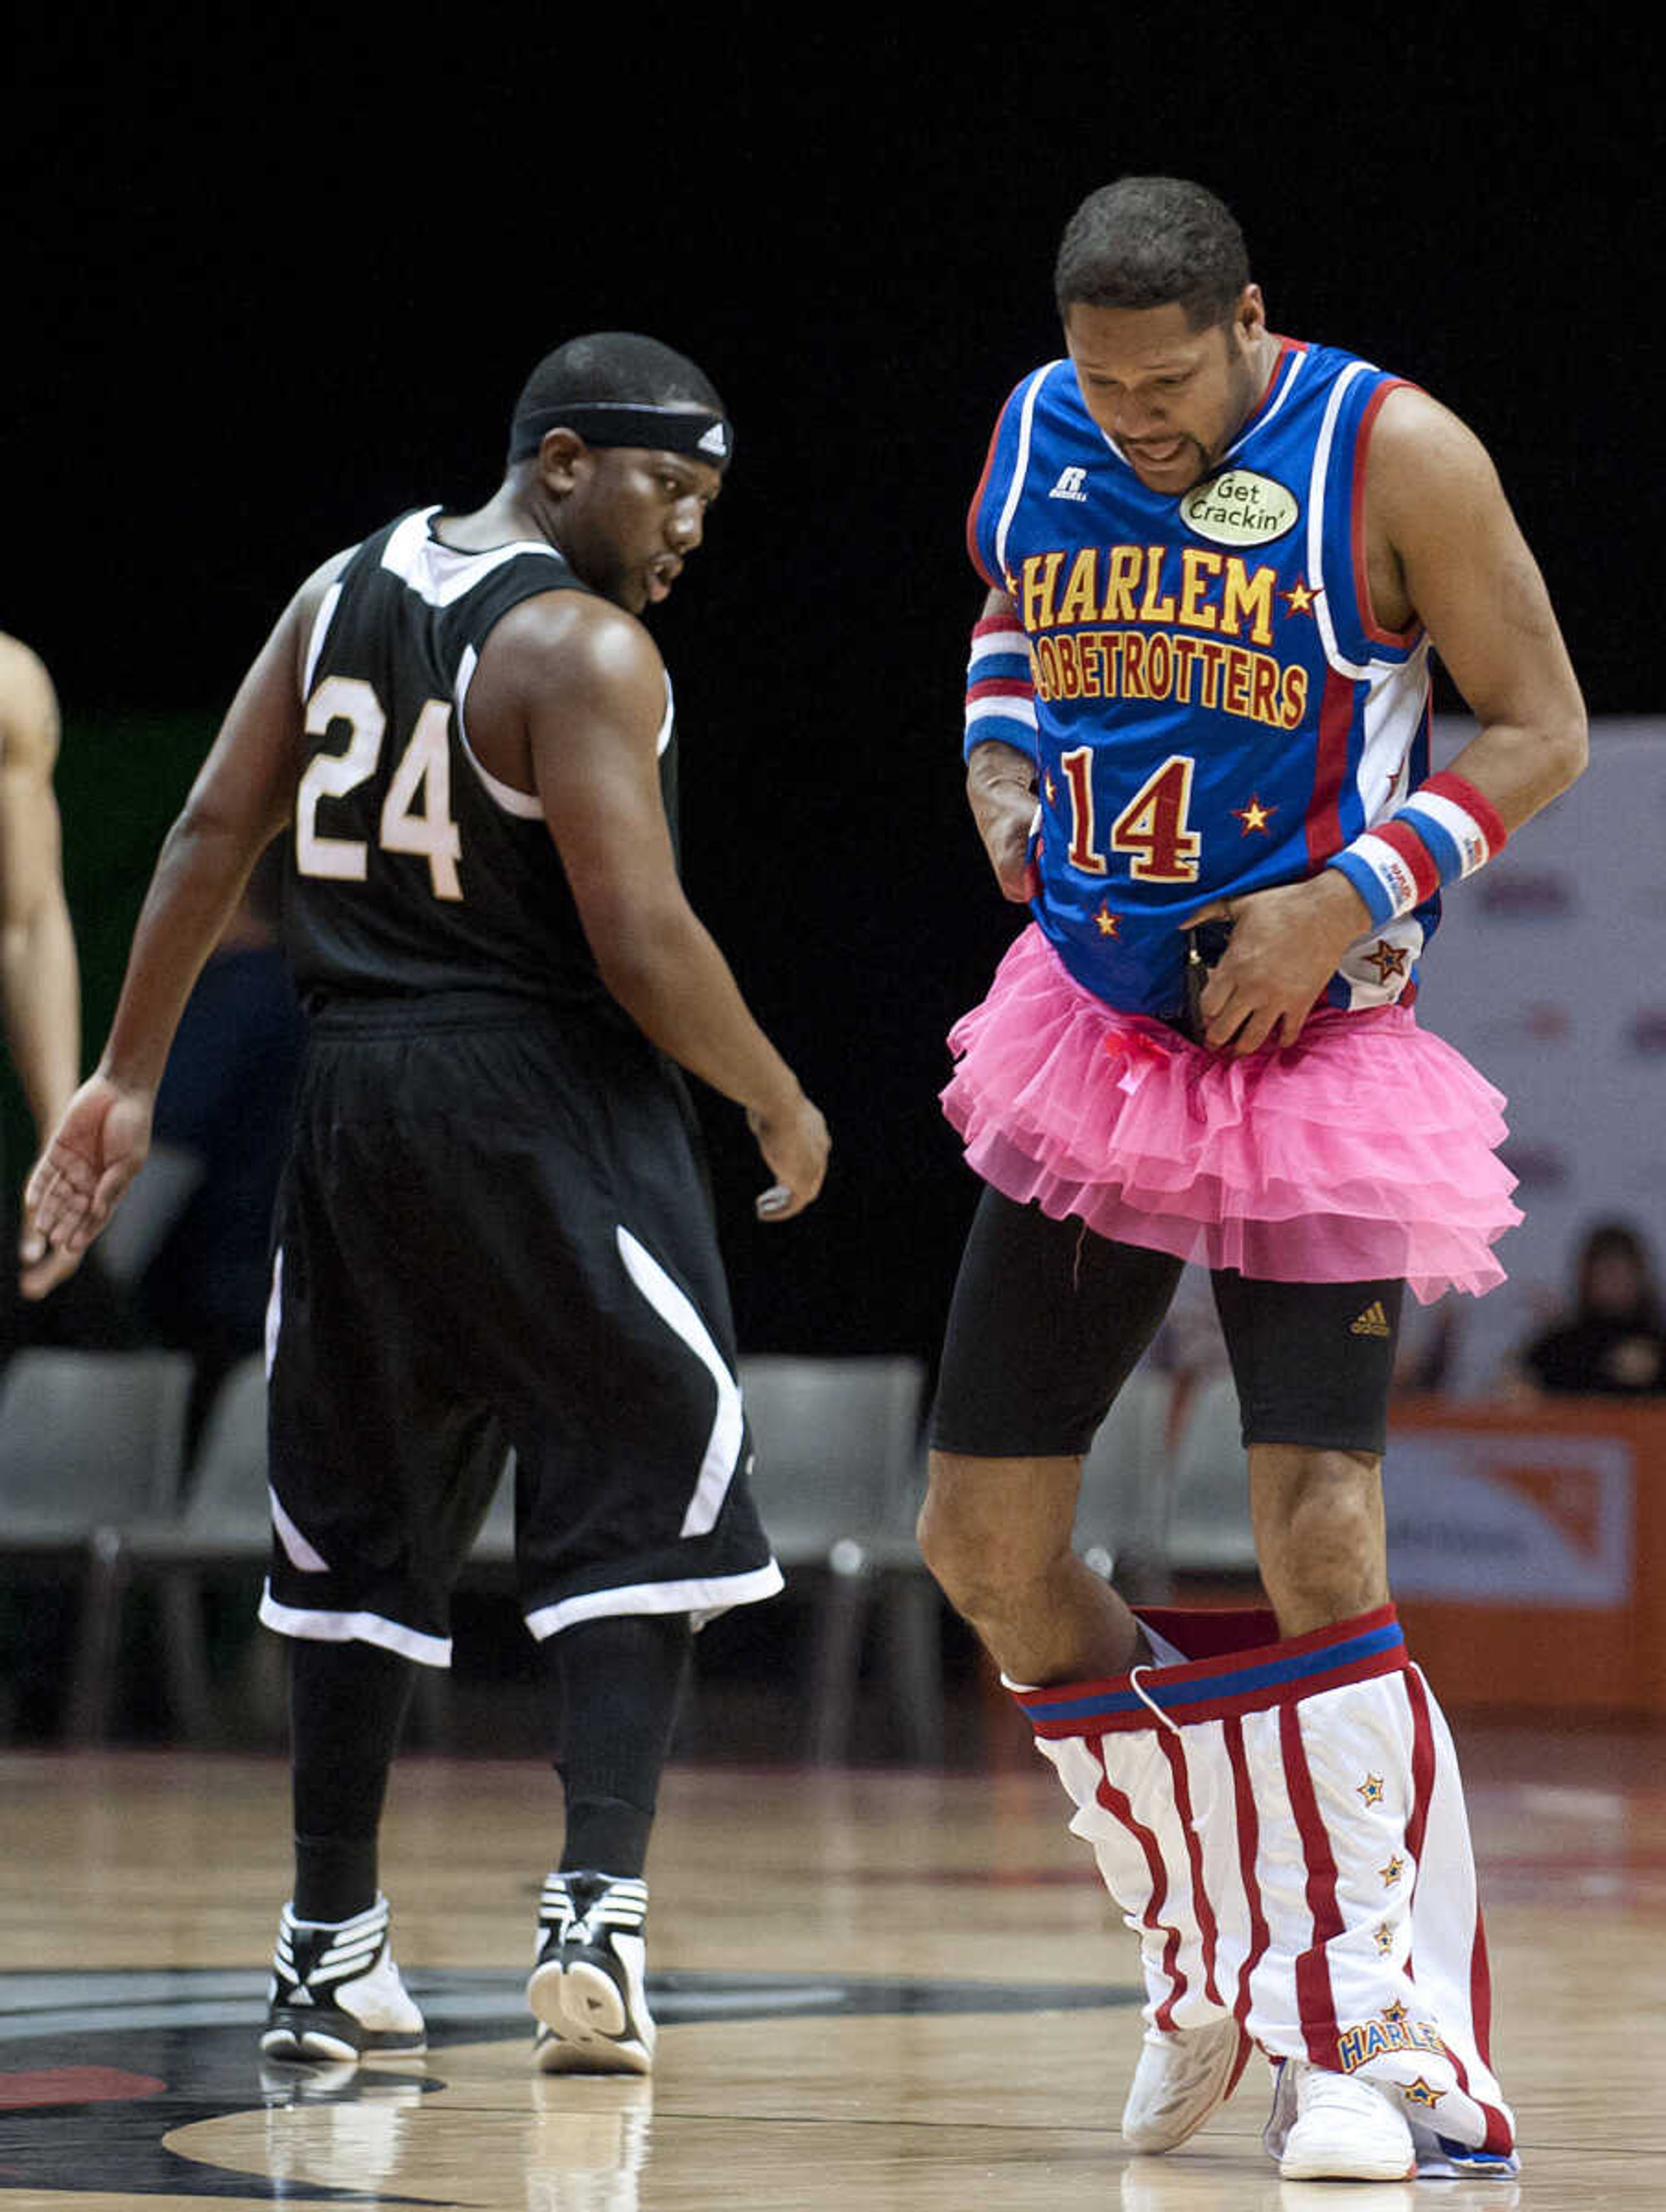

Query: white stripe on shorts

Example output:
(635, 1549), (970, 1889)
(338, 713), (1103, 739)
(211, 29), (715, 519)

(523, 1561), (786, 1642)
(257, 1586), (453, 1669)
(614, 1224), (744, 1539)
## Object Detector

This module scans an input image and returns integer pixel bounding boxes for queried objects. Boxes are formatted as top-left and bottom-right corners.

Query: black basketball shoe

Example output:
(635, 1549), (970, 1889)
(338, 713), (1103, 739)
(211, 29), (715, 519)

(261, 1895), (426, 2064)
(527, 1871), (654, 2074)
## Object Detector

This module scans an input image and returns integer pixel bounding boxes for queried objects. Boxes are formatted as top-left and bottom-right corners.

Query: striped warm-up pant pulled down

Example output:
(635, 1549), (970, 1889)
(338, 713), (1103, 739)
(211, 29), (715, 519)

(1011, 1605), (1518, 2177)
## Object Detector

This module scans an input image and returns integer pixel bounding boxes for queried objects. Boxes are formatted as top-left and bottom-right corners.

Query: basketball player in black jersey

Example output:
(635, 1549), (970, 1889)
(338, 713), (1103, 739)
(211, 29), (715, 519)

(26, 332), (829, 2074)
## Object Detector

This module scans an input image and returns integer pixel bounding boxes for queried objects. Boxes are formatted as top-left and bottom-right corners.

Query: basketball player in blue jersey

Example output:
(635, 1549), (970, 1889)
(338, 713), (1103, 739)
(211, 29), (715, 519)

(921, 180), (1585, 2183)
(25, 333), (828, 2078)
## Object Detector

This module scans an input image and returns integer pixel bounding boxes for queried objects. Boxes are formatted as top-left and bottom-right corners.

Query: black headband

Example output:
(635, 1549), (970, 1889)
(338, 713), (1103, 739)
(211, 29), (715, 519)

(509, 401), (733, 467)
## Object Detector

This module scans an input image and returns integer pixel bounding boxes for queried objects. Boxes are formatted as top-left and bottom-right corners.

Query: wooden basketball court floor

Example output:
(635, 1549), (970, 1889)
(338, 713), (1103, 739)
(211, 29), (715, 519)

(2, 1707), (1663, 2209)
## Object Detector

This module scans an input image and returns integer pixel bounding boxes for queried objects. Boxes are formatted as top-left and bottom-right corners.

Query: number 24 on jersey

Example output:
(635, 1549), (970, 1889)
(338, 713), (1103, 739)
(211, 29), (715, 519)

(296, 675), (464, 901)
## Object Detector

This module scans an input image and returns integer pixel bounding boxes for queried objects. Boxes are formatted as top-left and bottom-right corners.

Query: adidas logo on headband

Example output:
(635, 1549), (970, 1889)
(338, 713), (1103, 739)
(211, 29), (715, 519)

(510, 401), (733, 466)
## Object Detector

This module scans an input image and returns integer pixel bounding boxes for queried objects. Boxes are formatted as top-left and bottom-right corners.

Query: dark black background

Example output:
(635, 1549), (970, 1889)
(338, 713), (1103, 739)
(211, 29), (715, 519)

(6, 16), (1658, 1372)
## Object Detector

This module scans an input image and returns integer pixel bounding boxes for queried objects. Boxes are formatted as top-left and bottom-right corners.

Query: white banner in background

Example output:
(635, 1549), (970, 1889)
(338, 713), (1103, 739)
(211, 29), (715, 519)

(1384, 1427), (1634, 1606)
(1406, 719), (1666, 1400)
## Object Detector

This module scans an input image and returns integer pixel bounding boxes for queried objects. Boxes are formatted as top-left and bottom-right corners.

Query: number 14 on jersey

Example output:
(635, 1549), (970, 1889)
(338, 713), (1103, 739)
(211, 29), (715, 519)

(1060, 749), (1202, 882)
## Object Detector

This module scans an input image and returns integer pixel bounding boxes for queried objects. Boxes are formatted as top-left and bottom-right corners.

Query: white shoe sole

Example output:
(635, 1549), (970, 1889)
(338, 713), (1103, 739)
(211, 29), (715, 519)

(1280, 2118), (1417, 2183)
(1279, 2149), (1417, 2181)
(528, 1959), (653, 2075)
(260, 2021), (427, 2064)
(261, 2023), (361, 2065)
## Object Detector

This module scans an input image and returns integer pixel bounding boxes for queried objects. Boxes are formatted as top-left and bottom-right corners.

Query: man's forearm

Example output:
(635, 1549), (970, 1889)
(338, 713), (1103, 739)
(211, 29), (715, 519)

(967, 737), (1036, 802)
(100, 813), (263, 1094)
(1322, 711), (1585, 946)
(1438, 711), (1587, 836)
(591, 905), (805, 1120)
(0, 891), (79, 1139)
(966, 739), (1038, 899)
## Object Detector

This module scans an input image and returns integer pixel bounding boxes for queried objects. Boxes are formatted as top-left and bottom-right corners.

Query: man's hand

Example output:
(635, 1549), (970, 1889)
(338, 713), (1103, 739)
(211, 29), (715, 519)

(1187, 872), (1371, 1054)
(966, 741), (1039, 903)
(23, 1072), (155, 1262)
(18, 1227), (82, 1301)
(748, 1091), (830, 1222)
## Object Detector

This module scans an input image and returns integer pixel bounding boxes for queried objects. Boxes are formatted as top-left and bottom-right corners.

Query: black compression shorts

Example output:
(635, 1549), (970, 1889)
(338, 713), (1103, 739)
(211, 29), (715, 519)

(930, 1187), (1405, 1459)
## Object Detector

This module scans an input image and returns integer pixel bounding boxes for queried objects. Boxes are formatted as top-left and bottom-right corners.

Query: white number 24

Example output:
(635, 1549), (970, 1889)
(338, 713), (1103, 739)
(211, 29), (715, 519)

(296, 675), (463, 902)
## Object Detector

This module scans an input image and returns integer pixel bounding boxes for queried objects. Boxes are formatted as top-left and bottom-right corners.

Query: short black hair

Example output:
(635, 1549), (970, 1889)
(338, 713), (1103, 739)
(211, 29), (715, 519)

(1054, 177), (1250, 329)
(509, 332), (725, 445)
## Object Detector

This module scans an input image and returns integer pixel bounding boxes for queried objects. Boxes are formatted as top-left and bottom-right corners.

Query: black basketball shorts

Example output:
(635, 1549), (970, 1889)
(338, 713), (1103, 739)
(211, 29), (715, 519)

(930, 1187), (1405, 1459)
(259, 996), (781, 1665)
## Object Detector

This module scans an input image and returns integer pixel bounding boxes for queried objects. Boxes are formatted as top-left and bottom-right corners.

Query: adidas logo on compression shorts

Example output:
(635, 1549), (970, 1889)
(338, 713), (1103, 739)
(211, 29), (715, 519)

(1350, 1301), (1393, 1338)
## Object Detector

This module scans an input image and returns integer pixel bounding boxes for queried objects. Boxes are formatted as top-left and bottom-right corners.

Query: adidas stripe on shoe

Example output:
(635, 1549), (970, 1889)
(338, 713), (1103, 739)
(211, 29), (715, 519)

(261, 1895), (426, 2064)
(528, 1871), (655, 2075)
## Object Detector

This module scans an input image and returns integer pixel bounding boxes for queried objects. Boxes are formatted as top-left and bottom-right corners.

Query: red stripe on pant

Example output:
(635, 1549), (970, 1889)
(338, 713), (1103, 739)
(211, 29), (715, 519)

(1402, 1670), (1513, 2156)
(1469, 1919), (1512, 2154)
(1402, 1664), (1439, 1975)
(1279, 1702), (1345, 2070)
(1095, 1753), (1188, 2030)
(1224, 1716), (1272, 2035)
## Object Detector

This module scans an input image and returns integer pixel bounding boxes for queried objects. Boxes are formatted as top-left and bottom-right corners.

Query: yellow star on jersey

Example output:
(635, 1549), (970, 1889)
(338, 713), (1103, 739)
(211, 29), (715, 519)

(1374, 1923), (1395, 1956)
(1363, 939), (1410, 984)
(1095, 906), (1122, 938)
(1280, 576), (1320, 616)
(1233, 794), (1276, 835)
(1043, 772), (1057, 805)
(1404, 2077), (1443, 2110)
(1357, 1774), (1387, 1807)
(1380, 1854), (1406, 1888)
(1381, 1999), (1410, 2028)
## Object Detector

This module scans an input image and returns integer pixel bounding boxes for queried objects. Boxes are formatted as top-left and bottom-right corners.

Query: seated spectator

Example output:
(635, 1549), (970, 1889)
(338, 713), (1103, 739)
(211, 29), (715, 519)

(1512, 1220), (1666, 1397)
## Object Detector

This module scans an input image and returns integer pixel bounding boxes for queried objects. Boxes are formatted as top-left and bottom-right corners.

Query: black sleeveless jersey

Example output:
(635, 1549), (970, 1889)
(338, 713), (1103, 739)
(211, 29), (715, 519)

(282, 506), (678, 1012)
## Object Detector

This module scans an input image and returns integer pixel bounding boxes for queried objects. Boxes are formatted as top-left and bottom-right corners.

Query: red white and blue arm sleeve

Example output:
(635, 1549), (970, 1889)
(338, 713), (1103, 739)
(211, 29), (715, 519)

(1327, 771), (1509, 927)
(964, 611), (1036, 763)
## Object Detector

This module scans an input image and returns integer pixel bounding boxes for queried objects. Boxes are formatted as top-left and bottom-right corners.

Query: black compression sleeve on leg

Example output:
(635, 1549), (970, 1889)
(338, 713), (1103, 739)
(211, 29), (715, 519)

(289, 1637), (417, 1921)
(547, 1612), (694, 1878)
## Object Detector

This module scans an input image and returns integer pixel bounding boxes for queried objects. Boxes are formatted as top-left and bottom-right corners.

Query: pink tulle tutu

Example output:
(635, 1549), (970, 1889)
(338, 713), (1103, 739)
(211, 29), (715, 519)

(940, 925), (1520, 1302)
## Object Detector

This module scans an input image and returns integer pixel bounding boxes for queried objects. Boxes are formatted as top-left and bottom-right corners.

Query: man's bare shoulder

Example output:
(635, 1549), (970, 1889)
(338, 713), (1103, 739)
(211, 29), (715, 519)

(0, 634), (61, 773)
(1368, 385), (1504, 517)
(292, 546), (361, 629)
(284, 546), (363, 691)
(485, 588), (666, 715)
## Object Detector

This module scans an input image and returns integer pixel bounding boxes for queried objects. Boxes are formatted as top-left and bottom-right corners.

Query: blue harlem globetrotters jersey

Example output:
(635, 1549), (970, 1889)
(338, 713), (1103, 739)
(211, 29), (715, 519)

(967, 337), (1439, 1023)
